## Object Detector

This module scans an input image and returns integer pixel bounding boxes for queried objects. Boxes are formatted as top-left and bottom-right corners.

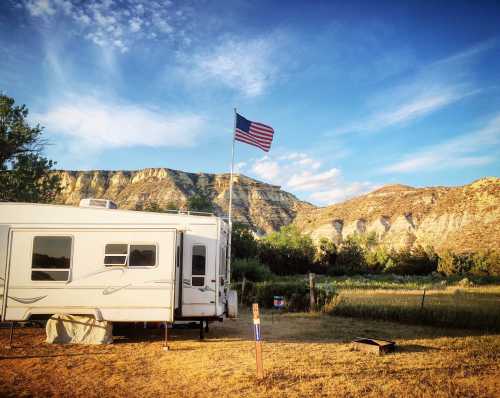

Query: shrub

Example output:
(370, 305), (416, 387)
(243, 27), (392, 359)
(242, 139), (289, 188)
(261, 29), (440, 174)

(386, 246), (438, 275)
(438, 251), (475, 276)
(187, 193), (213, 212)
(330, 238), (366, 275)
(231, 258), (272, 282)
(314, 238), (337, 273)
(233, 279), (337, 312)
(438, 250), (500, 277)
(470, 250), (500, 276)
(231, 223), (259, 259)
(258, 225), (316, 275)
(365, 246), (392, 273)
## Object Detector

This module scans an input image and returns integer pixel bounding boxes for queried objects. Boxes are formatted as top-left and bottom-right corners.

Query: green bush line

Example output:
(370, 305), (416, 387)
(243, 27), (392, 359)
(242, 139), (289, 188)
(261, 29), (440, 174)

(232, 280), (336, 312)
(232, 224), (500, 277)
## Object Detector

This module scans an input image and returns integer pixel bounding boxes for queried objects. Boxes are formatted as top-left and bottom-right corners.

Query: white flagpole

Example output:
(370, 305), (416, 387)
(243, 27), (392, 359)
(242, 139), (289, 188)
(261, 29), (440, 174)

(227, 108), (237, 285)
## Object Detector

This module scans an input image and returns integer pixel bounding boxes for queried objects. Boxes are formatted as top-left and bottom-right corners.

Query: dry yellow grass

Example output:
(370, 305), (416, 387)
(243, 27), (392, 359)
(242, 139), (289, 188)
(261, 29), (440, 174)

(0, 310), (499, 397)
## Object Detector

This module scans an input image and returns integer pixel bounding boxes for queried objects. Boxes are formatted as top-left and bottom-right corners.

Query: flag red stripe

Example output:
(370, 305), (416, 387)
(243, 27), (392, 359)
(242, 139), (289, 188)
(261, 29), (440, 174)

(251, 122), (274, 132)
(235, 129), (272, 145)
(250, 122), (274, 133)
(235, 135), (270, 152)
(236, 128), (273, 143)
(235, 133), (272, 149)
(235, 135), (269, 150)
(235, 132), (272, 149)
(249, 126), (274, 138)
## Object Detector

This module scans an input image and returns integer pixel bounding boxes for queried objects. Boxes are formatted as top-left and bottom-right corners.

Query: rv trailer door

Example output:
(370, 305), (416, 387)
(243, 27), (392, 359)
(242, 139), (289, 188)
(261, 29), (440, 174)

(181, 230), (216, 317)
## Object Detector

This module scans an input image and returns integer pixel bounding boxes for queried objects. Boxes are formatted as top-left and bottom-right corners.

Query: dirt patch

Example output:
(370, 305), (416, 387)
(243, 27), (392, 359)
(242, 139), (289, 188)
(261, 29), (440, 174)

(0, 312), (499, 397)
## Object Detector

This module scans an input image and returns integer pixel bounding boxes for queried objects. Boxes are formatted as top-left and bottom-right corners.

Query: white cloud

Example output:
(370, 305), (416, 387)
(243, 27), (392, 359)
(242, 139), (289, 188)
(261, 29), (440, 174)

(287, 168), (341, 191)
(244, 151), (373, 205)
(336, 85), (473, 135)
(129, 17), (143, 33)
(37, 95), (204, 150)
(382, 113), (500, 173)
(309, 181), (377, 204)
(251, 158), (281, 181)
(182, 35), (286, 97)
(24, 0), (192, 53)
(25, 0), (55, 16)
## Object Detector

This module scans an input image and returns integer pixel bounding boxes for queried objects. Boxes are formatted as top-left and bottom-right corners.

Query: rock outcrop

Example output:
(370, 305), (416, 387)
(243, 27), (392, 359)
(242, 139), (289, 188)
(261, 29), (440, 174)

(294, 177), (500, 253)
(53, 168), (313, 234)
(53, 169), (499, 253)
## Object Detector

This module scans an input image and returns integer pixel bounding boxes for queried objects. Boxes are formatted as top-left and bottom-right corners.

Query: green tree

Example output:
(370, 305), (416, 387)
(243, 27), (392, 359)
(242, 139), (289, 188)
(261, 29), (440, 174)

(0, 94), (60, 202)
(231, 258), (272, 282)
(331, 237), (366, 275)
(438, 250), (474, 276)
(231, 223), (258, 259)
(165, 201), (178, 210)
(259, 225), (316, 275)
(315, 237), (337, 271)
(187, 193), (213, 213)
(143, 200), (163, 212)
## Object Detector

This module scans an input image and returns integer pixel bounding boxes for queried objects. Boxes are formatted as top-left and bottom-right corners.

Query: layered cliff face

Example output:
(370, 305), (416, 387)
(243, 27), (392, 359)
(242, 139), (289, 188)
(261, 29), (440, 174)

(53, 168), (313, 234)
(294, 177), (500, 253)
(54, 169), (499, 253)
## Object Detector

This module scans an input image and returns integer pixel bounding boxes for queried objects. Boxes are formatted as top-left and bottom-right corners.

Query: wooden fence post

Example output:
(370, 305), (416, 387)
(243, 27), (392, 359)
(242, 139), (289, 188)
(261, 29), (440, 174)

(420, 289), (426, 310)
(309, 273), (316, 312)
(252, 303), (264, 379)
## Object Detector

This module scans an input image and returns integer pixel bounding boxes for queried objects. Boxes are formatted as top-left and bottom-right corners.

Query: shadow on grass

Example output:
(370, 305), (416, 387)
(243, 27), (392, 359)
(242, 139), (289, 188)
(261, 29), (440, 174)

(397, 344), (441, 353)
(0, 352), (115, 360)
(112, 323), (247, 344)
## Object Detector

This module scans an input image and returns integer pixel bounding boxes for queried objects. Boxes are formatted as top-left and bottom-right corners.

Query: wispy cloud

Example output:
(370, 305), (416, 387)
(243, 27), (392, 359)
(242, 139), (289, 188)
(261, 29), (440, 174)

(382, 113), (500, 173)
(242, 151), (375, 205)
(36, 94), (204, 150)
(179, 33), (288, 97)
(334, 40), (495, 135)
(308, 181), (377, 205)
(23, 0), (194, 53)
(337, 86), (473, 135)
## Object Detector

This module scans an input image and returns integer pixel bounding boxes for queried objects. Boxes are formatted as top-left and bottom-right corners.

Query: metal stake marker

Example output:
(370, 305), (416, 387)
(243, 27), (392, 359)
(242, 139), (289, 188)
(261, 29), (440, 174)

(252, 303), (264, 379)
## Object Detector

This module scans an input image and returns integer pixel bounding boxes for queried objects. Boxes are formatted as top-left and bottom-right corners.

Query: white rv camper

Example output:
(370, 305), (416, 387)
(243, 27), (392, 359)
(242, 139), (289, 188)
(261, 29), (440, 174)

(0, 202), (234, 328)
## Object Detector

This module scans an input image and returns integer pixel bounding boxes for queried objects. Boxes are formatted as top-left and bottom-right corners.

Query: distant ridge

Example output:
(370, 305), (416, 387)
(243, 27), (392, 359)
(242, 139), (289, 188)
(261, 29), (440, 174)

(52, 168), (313, 234)
(53, 169), (499, 252)
(293, 177), (500, 253)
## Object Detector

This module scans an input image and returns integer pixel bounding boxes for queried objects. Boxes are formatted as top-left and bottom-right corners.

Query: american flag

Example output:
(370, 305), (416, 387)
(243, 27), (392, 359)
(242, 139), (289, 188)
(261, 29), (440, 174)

(234, 113), (274, 152)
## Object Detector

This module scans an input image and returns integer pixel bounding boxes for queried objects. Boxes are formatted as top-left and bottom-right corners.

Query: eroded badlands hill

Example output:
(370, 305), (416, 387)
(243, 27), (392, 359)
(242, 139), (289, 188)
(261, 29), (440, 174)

(53, 168), (313, 234)
(294, 177), (500, 253)
(54, 169), (499, 253)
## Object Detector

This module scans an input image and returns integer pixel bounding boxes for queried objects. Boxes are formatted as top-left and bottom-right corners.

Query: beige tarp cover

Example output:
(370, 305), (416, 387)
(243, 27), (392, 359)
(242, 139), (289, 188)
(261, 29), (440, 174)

(46, 314), (113, 344)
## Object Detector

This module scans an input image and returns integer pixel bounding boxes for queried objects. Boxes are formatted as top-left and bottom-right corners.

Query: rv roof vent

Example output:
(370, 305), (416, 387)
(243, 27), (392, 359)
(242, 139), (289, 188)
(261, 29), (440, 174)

(79, 198), (118, 209)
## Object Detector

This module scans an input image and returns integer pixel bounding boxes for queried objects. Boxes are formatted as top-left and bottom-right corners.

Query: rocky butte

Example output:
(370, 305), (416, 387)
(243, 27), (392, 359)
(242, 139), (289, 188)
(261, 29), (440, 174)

(294, 177), (499, 254)
(53, 168), (313, 235)
(54, 169), (499, 254)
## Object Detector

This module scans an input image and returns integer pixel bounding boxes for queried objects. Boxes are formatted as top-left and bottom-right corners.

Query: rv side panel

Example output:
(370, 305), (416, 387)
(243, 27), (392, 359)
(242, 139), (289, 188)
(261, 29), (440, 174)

(5, 227), (177, 322)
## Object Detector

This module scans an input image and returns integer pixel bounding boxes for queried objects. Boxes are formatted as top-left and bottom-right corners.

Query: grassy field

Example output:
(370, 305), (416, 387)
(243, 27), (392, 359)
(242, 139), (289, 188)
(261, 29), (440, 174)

(328, 286), (500, 331)
(0, 310), (499, 397)
(315, 274), (500, 290)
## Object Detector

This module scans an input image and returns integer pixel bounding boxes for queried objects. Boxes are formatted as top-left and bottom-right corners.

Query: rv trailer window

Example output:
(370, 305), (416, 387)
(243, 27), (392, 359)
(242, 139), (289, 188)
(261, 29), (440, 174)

(129, 245), (156, 267)
(104, 244), (128, 266)
(31, 236), (72, 281)
(192, 245), (206, 286)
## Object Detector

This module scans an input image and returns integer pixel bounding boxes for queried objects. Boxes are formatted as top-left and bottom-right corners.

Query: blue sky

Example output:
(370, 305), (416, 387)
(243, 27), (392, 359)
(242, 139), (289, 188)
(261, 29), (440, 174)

(1, 0), (499, 205)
